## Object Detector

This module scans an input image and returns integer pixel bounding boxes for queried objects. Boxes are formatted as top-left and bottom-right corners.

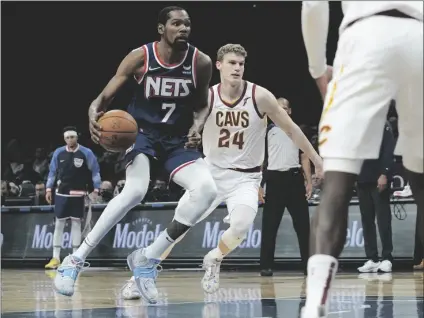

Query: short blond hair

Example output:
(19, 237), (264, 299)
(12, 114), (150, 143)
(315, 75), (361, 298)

(216, 44), (248, 62)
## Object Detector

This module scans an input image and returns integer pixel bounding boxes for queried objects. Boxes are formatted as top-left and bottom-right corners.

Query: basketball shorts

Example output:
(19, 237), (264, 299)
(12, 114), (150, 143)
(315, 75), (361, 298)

(125, 127), (202, 179)
(318, 14), (423, 173)
(54, 192), (85, 219)
(179, 161), (262, 224)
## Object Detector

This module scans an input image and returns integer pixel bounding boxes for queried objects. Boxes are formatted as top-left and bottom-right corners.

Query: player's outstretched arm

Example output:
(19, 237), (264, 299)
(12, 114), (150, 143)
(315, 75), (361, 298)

(256, 86), (323, 176)
(186, 51), (213, 148)
(88, 49), (145, 143)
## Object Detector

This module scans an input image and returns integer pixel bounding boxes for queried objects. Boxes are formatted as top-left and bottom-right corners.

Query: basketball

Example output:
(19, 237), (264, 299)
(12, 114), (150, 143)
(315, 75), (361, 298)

(97, 110), (138, 152)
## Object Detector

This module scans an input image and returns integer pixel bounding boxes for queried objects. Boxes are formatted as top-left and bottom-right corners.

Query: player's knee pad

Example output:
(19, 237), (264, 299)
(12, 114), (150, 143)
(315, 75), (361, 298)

(120, 154), (150, 206)
(228, 204), (257, 239)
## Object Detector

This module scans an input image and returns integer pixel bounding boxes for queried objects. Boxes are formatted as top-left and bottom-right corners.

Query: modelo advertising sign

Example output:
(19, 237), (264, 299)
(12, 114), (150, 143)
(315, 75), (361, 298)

(1, 200), (417, 260)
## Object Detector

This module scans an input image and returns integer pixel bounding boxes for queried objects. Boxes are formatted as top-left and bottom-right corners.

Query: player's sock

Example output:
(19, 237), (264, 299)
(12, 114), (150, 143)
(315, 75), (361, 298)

(209, 228), (244, 261)
(305, 254), (338, 310)
(71, 218), (82, 253)
(53, 218), (66, 260)
(208, 205), (256, 261)
(144, 229), (175, 260)
(73, 154), (150, 261)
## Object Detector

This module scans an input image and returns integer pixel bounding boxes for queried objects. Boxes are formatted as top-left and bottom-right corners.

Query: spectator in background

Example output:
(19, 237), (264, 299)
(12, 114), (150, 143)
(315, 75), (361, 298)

(2, 139), (34, 184)
(91, 181), (114, 204)
(34, 181), (48, 205)
(357, 122), (396, 273)
(45, 126), (101, 270)
(310, 173), (322, 201)
(114, 179), (126, 197)
(32, 148), (49, 182)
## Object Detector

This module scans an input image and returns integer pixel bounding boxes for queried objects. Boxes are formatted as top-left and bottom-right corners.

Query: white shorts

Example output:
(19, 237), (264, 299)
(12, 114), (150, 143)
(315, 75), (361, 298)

(178, 162), (261, 224)
(319, 15), (423, 173)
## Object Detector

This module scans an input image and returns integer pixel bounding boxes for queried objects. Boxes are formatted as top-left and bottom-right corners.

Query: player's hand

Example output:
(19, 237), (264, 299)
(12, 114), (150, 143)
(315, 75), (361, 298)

(377, 174), (388, 192)
(258, 187), (265, 204)
(185, 130), (202, 149)
(315, 65), (333, 101)
(305, 183), (312, 200)
(45, 191), (52, 205)
(89, 111), (104, 144)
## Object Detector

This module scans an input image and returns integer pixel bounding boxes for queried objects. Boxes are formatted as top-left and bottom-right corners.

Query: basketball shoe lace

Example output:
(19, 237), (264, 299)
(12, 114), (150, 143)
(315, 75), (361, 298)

(57, 254), (90, 280)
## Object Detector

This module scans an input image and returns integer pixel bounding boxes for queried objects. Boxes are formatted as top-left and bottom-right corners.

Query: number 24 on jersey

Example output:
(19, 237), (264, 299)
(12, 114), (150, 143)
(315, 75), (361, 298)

(218, 129), (244, 150)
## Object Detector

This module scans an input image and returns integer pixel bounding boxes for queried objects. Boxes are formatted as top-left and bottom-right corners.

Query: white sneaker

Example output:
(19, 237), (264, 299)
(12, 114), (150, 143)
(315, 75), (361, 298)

(53, 255), (89, 296)
(127, 249), (161, 304)
(121, 278), (141, 300)
(358, 260), (380, 273)
(201, 253), (222, 294)
(378, 260), (392, 273)
(394, 185), (412, 197)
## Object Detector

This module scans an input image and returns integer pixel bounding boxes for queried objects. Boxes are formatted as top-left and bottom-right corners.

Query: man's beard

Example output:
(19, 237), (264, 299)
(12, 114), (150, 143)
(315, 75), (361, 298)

(169, 37), (188, 52)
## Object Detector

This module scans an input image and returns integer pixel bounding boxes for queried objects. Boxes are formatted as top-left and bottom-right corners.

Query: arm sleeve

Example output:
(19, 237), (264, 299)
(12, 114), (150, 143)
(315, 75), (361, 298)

(46, 148), (61, 190)
(86, 149), (102, 190)
(301, 1), (330, 78)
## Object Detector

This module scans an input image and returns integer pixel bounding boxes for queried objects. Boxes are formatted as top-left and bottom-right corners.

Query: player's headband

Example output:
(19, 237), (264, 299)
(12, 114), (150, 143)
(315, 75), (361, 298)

(64, 130), (78, 138)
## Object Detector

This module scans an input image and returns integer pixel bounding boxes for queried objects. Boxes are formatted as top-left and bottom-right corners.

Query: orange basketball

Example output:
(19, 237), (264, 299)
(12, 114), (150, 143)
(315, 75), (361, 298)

(97, 110), (138, 152)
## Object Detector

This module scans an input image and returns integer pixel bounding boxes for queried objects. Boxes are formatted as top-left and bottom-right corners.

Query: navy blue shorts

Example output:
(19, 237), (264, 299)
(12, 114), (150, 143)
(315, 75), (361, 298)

(54, 193), (85, 219)
(125, 128), (202, 179)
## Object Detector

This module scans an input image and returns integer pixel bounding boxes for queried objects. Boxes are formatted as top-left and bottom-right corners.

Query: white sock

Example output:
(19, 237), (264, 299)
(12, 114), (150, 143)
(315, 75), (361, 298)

(208, 247), (225, 261)
(305, 254), (338, 310)
(53, 218), (66, 260)
(71, 218), (82, 253)
(144, 229), (175, 260)
(73, 154), (150, 261)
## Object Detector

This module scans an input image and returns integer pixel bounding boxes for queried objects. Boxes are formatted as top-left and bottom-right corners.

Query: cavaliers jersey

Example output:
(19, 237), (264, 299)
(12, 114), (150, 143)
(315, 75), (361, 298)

(340, 1), (423, 33)
(126, 41), (199, 134)
(202, 81), (267, 169)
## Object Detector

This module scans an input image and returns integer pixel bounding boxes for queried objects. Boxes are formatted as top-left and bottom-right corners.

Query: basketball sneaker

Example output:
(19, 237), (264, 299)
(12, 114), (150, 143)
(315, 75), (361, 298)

(127, 248), (161, 304)
(53, 255), (89, 296)
(121, 277), (141, 300)
(201, 252), (222, 294)
(45, 258), (60, 269)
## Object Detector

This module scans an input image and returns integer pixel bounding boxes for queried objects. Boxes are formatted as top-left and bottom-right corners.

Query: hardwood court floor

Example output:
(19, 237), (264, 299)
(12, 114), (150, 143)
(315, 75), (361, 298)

(1, 269), (423, 317)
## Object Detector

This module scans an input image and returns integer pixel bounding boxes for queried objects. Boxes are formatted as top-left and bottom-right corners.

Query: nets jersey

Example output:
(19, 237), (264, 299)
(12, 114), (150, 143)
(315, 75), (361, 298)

(126, 41), (199, 134)
(202, 81), (267, 169)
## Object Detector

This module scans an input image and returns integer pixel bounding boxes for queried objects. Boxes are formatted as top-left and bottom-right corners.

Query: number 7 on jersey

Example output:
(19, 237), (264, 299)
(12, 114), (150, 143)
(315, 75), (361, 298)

(161, 103), (176, 123)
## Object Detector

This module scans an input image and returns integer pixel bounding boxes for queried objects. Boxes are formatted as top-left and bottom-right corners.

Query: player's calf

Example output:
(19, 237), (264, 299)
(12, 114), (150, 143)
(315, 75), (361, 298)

(303, 170), (357, 317)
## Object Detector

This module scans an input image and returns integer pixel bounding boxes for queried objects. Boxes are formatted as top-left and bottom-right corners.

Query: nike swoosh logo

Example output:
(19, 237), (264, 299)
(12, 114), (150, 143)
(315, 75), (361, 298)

(183, 65), (192, 71)
(149, 66), (161, 71)
(60, 160), (65, 162)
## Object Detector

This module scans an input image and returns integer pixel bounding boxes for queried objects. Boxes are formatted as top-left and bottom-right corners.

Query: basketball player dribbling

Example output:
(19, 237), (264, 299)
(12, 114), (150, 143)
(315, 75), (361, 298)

(121, 44), (324, 299)
(53, 6), (219, 304)
(301, 2), (423, 317)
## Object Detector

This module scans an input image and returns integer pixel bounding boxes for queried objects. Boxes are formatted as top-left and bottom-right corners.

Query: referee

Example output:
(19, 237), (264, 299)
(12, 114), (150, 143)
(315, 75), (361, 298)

(45, 126), (101, 269)
(259, 98), (313, 276)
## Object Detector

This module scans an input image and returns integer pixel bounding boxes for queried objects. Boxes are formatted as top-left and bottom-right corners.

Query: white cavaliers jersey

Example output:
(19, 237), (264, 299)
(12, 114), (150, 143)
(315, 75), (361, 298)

(340, 1), (423, 33)
(203, 81), (267, 169)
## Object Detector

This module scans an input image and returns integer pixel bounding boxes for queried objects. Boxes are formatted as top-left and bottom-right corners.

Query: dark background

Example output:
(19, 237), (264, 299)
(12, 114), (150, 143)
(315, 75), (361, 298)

(1, 1), (343, 155)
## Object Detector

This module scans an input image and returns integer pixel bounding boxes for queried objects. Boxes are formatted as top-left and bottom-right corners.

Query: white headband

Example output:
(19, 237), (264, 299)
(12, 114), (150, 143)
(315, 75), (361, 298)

(64, 130), (78, 138)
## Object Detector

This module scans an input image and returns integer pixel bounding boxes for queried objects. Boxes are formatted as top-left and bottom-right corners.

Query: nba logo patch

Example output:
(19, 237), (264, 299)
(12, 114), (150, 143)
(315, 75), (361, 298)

(73, 158), (84, 168)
